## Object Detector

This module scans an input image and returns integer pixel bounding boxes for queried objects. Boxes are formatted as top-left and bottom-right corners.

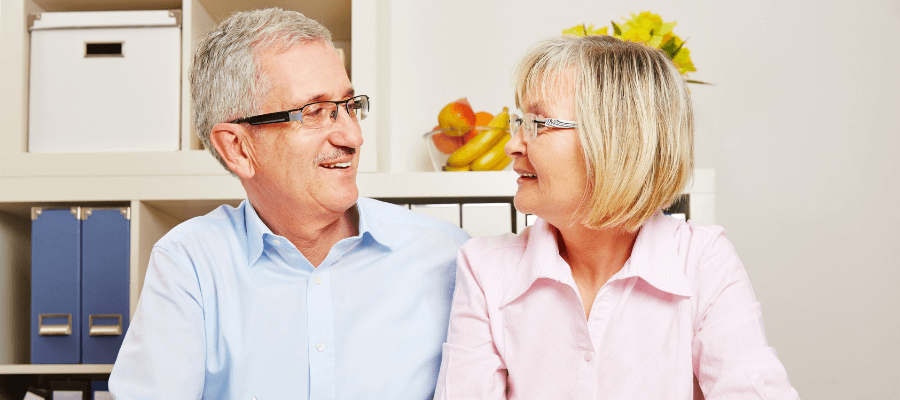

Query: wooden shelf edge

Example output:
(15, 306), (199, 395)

(0, 364), (113, 375)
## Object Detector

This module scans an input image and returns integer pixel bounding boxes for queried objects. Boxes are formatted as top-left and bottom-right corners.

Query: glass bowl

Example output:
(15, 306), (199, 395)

(423, 127), (513, 172)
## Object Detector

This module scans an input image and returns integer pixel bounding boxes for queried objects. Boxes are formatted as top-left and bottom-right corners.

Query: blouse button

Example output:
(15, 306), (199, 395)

(584, 351), (592, 362)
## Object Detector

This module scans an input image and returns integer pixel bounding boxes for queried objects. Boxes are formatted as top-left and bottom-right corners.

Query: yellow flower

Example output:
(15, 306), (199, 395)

(626, 12), (663, 33)
(672, 47), (696, 74)
(563, 24), (609, 37)
(561, 12), (701, 79)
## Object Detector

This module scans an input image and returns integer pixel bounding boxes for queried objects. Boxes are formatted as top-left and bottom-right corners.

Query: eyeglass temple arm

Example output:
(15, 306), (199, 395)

(230, 111), (294, 125)
(543, 118), (577, 129)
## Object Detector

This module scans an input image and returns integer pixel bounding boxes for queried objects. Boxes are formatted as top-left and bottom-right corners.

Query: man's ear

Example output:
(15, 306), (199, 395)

(209, 122), (256, 179)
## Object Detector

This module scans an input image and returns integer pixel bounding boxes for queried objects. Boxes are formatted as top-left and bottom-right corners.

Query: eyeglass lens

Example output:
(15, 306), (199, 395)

(509, 113), (539, 140)
(290, 96), (369, 129)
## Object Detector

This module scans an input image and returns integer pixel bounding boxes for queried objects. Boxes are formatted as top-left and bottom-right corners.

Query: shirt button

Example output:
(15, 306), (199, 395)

(315, 276), (322, 285)
(271, 239), (281, 246)
(584, 352), (592, 362)
(317, 343), (325, 352)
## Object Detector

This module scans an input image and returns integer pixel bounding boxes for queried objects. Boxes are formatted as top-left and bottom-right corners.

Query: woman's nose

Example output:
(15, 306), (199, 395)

(505, 129), (526, 158)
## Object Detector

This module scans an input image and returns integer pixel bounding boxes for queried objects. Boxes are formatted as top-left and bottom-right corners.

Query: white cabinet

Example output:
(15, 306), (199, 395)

(462, 203), (512, 238)
(410, 204), (461, 227)
(0, 0), (716, 382)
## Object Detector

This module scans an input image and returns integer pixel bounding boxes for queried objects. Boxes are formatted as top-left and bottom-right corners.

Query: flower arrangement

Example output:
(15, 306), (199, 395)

(563, 12), (707, 84)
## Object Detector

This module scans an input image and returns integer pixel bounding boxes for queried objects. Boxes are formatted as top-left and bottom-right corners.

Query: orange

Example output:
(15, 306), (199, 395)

(437, 98), (476, 137)
(431, 126), (463, 154)
(474, 111), (493, 127)
(466, 111), (494, 142)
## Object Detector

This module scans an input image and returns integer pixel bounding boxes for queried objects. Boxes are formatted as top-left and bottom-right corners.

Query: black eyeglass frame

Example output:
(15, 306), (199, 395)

(228, 95), (369, 126)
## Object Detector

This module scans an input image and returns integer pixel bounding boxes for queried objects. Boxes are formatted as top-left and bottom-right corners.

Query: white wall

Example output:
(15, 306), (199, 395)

(382, 0), (900, 398)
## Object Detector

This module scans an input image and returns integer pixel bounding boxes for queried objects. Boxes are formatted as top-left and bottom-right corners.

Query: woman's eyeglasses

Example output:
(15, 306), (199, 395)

(509, 112), (577, 140)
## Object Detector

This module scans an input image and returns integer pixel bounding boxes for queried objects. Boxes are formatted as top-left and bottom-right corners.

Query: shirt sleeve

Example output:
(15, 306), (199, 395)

(434, 245), (508, 400)
(691, 230), (800, 399)
(108, 245), (206, 399)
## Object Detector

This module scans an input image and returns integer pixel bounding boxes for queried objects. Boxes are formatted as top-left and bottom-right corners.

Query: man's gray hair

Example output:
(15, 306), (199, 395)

(190, 8), (333, 173)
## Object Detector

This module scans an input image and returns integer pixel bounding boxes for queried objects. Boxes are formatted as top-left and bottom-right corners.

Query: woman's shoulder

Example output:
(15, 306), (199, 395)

(458, 227), (531, 282)
(644, 213), (729, 250)
(462, 228), (528, 254)
(659, 215), (748, 297)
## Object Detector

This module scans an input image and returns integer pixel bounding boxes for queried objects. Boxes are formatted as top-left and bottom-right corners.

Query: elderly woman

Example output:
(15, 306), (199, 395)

(434, 35), (799, 399)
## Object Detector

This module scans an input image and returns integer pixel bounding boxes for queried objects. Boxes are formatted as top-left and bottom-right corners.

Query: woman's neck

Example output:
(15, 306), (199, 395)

(554, 222), (638, 319)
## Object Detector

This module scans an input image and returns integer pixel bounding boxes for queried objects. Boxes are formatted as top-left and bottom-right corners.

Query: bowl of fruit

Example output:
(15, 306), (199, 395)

(424, 98), (512, 172)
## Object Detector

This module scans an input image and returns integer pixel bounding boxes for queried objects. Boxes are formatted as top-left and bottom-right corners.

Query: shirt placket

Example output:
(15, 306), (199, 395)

(305, 238), (360, 400)
(577, 281), (620, 400)
(307, 265), (336, 399)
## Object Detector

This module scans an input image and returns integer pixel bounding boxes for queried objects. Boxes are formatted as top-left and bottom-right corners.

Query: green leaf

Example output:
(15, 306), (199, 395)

(562, 24), (588, 36)
(685, 80), (713, 85)
(670, 40), (686, 58)
(660, 37), (678, 57)
(612, 21), (622, 36)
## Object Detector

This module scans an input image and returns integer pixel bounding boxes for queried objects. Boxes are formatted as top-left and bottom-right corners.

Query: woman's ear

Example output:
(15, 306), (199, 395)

(209, 122), (256, 179)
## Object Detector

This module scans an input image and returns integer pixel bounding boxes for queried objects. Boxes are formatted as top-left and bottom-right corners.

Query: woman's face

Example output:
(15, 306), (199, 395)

(505, 71), (590, 228)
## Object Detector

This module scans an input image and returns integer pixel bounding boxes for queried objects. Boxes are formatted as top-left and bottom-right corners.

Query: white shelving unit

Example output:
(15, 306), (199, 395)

(0, 0), (715, 381)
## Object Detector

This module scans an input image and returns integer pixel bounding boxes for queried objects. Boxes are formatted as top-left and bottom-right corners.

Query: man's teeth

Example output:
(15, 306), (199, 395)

(322, 162), (351, 168)
(519, 173), (536, 178)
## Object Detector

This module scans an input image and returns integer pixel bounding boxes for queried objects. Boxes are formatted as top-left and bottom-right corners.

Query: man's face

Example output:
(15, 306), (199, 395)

(247, 40), (363, 216)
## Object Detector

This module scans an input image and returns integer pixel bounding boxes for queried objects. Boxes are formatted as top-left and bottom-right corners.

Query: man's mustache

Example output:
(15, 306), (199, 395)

(314, 147), (357, 164)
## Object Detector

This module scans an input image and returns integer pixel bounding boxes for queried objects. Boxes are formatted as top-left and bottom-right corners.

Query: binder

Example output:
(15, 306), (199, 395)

(91, 381), (113, 400)
(31, 207), (82, 364)
(81, 208), (130, 364)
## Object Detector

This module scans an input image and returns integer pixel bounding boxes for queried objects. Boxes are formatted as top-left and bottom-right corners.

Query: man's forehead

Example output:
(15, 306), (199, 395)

(259, 41), (352, 110)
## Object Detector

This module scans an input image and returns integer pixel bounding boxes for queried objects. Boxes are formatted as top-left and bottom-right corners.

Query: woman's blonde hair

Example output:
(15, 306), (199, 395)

(513, 35), (694, 232)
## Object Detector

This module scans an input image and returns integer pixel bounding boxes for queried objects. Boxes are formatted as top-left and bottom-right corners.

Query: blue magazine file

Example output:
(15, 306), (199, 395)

(31, 207), (82, 364)
(81, 207), (130, 364)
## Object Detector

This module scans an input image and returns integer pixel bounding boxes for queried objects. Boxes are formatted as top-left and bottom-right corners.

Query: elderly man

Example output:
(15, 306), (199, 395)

(109, 8), (469, 399)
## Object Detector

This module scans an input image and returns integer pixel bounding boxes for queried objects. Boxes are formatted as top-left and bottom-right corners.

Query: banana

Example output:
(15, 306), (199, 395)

(491, 154), (512, 170)
(471, 135), (511, 171)
(446, 108), (509, 167)
(443, 164), (470, 171)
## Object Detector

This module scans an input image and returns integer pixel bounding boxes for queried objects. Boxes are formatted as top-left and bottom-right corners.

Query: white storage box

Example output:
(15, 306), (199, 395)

(29, 10), (181, 153)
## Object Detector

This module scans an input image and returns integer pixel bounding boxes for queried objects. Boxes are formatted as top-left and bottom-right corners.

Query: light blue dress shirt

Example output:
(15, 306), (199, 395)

(109, 197), (469, 399)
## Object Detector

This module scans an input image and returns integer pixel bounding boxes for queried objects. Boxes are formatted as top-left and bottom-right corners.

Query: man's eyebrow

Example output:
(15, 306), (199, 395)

(290, 88), (357, 109)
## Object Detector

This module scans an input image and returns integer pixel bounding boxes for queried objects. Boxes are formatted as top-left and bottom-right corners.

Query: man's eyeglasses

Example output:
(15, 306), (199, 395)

(509, 112), (578, 141)
(229, 95), (369, 128)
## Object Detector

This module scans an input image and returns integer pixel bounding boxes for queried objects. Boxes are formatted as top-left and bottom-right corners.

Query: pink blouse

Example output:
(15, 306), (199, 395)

(434, 213), (799, 399)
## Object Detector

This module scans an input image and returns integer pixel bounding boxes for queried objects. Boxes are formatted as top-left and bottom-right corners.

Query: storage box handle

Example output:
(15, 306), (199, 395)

(38, 314), (72, 336)
(85, 42), (123, 58)
(89, 314), (123, 336)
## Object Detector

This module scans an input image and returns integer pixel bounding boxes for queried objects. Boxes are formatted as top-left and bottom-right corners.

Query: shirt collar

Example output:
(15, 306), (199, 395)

(618, 212), (692, 297)
(354, 198), (399, 250)
(500, 212), (691, 307)
(243, 199), (267, 266)
(501, 218), (573, 307)
(243, 197), (396, 267)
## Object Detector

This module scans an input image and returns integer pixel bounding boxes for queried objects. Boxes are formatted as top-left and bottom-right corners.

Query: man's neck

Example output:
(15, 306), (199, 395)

(252, 198), (359, 268)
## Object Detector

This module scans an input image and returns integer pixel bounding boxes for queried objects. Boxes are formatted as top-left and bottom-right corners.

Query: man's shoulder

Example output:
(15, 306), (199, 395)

(357, 197), (470, 246)
(154, 202), (245, 250)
